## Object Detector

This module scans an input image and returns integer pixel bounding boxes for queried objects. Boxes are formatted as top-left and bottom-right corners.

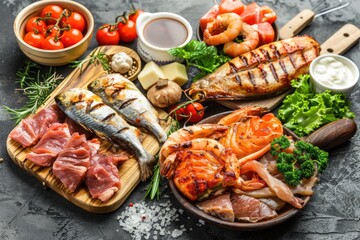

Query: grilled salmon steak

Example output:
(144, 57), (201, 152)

(188, 35), (320, 100)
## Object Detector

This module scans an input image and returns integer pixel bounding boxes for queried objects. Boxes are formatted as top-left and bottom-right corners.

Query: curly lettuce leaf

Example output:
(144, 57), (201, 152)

(278, 74), (355, 137)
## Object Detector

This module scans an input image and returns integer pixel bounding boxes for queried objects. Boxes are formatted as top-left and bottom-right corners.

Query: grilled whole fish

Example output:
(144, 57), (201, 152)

(55, 88), (155, 181)
(88, 74), (167, 143)
(188, 35), (320, 100)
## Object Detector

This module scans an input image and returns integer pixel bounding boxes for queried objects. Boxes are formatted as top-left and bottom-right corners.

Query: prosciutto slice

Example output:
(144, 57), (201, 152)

(9, 105), (65, 148)
(26, 123), (71, 167)
(85, 150), (128, 202)
(52, 133), (91, 193)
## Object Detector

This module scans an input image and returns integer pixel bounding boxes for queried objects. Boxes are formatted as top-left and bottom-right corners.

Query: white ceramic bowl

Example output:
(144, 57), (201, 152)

(13, 0), (94, 66)
(136, 12), (193, 65)
(309, 54), (359, 96)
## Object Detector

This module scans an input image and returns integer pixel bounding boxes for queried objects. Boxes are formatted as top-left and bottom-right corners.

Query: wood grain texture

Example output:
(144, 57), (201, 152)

(6, 45), (171, 213)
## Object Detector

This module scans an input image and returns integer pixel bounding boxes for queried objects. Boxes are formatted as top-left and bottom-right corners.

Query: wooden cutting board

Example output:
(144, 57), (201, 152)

(6, 45), (172, 213)
(219, 24), (360, 110)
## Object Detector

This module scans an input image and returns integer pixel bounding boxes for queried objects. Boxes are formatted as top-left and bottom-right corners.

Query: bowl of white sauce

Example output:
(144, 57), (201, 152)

(309, 54), (359, 96)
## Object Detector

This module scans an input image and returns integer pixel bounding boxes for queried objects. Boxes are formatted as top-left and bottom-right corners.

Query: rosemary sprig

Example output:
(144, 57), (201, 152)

(145, 120), (180, 200)
(69, 48), (111, 73)
(3, 62), (63, 125)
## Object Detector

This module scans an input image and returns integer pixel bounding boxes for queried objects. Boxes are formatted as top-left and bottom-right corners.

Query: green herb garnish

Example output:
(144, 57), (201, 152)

(270, 136), (329, 186)
(278, 74), (355, 137)
(69, 48), (111, 73)
(3, 61), (63, 124)
(168, 40), (230, 81)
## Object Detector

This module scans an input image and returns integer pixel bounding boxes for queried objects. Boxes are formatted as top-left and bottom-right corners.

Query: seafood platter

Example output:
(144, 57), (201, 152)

(6, 0), (360, 229)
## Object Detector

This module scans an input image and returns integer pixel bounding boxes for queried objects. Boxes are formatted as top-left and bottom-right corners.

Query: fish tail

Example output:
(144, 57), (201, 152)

(139, 152), (156, 181)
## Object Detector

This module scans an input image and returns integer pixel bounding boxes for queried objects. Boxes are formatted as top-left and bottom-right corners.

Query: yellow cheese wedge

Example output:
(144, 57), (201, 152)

(160, 62), (188, 86)
(138, 61), (166, 90)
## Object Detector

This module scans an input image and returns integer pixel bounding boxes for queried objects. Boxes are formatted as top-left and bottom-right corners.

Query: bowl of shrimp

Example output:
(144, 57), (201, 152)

(197, 2), (279, 58)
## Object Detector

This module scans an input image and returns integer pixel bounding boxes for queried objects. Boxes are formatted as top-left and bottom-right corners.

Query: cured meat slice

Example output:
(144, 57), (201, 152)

(26, 123), (71, 167)
(197, 193), (235, 222)
(231, 194), (277, 222)
(52, 133), (91, 193)
(9, 105), (65, 148)
(85, 150), (128, 202)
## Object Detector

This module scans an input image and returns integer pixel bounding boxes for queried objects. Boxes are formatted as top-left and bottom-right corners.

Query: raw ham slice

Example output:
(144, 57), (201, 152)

(85, 151), (128, 202)
(52, 133), (91, 193)
(197, 193), (235, 222)
(231, 194), (277, 222)
(26, 123), (71, 167)
(9, 105), (65, 148)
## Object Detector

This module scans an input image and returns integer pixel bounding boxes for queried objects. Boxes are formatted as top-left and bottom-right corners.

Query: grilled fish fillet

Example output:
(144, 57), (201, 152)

(55, 88), (155, 181)
(188, 35), (320, 100)
(88, 74), (167, 143)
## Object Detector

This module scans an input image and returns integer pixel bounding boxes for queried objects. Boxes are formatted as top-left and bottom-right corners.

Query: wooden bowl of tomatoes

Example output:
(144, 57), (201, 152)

(13, 0), (94, 66)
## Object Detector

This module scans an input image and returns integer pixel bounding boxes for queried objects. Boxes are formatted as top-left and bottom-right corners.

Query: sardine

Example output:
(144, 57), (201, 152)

(88, 74), (167, 143)
(55, 88), (155, 181)
(188, 35), (321, 100)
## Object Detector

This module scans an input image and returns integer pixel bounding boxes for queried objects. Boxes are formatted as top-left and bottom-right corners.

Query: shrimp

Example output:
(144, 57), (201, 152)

(217, 106), (269, 126)
(203, 13), (243, 46)
(159, 124), (229, 164)
(223, 22), (260, 57)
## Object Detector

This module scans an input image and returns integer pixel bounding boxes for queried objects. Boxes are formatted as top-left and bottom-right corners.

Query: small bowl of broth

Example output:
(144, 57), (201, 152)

(136, 12), (193, 65)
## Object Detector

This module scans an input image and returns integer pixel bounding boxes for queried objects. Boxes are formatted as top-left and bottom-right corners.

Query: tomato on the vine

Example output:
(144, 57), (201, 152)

(185, 102), (205, 123)
(42, 37), (64, 50)
(41, 4), (64, 24)
(61, 28), (83, 47)
(25, 17), (46, 35)
(96, 24), (120, 45)
(62, 11), (86, 32)
(169, 104), (187, 121)
(117, 19), (137, 42)
(129, 9), (144, 22)
(45, 25), (61, 38)
(24, 32), (44, 48)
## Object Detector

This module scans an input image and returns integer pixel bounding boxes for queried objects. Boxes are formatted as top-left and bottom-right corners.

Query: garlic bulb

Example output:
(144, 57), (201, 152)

(110, 52), (133, 74)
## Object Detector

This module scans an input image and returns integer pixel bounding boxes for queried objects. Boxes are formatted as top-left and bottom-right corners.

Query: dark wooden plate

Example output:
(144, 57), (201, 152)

(168, 111), (357, 230)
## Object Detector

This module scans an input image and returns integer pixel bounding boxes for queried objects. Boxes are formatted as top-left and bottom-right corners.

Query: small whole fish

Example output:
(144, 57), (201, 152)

(88, 74), (167, 143)
(55, 88), (155, 181)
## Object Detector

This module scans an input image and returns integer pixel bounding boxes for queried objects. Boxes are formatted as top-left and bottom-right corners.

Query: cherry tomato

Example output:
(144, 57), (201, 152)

(24, 32), (44, 48)
(44, 25), (61, 38)
(117, 20), (137, 42)
(129, 9), (144, 23)
(199, 5), (219, 32)
(41, 5), (64, 25)
(62, 11), (86, 32)
(185, 102), (205, 123)
(218, 0), (245, 15)
(25, 17), (46, 35)
(61, 28), (83, 47)
(253, 22), (275, 46)
(169, 104), (187, 121)
(96, 24), (120, 45)
(42, 37), (64, 50)
(240, 2), (261, 25)
(259, 6), (277, 25)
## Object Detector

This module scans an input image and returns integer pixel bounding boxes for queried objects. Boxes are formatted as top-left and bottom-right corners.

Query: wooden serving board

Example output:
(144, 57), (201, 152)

(218, 24), (360, 110)
(6, 45), (172, 213)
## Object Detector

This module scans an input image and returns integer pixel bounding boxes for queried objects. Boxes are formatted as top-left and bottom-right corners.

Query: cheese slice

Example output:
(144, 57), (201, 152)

(161, 62), (188, 86)
(138, 61), (166, 90)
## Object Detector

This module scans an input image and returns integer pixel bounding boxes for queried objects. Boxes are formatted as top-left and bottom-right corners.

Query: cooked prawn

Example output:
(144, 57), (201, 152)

(203, 13), (243, 46)
(159, 124), (229, 164)
(217, 106), (268, 126)
(223, 22), (260, 57)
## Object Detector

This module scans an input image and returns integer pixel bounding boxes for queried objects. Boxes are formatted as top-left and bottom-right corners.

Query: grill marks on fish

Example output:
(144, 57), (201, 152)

(55, 88), (155, 181)
(88, 74), (168, 144)
(189, 36), (320, 100)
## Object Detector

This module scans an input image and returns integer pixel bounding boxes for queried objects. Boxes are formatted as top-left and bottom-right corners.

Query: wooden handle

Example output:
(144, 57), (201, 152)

(302, 119), (357, 150)
(279, 9), (315, 40)
(320, 24), (360, 55)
